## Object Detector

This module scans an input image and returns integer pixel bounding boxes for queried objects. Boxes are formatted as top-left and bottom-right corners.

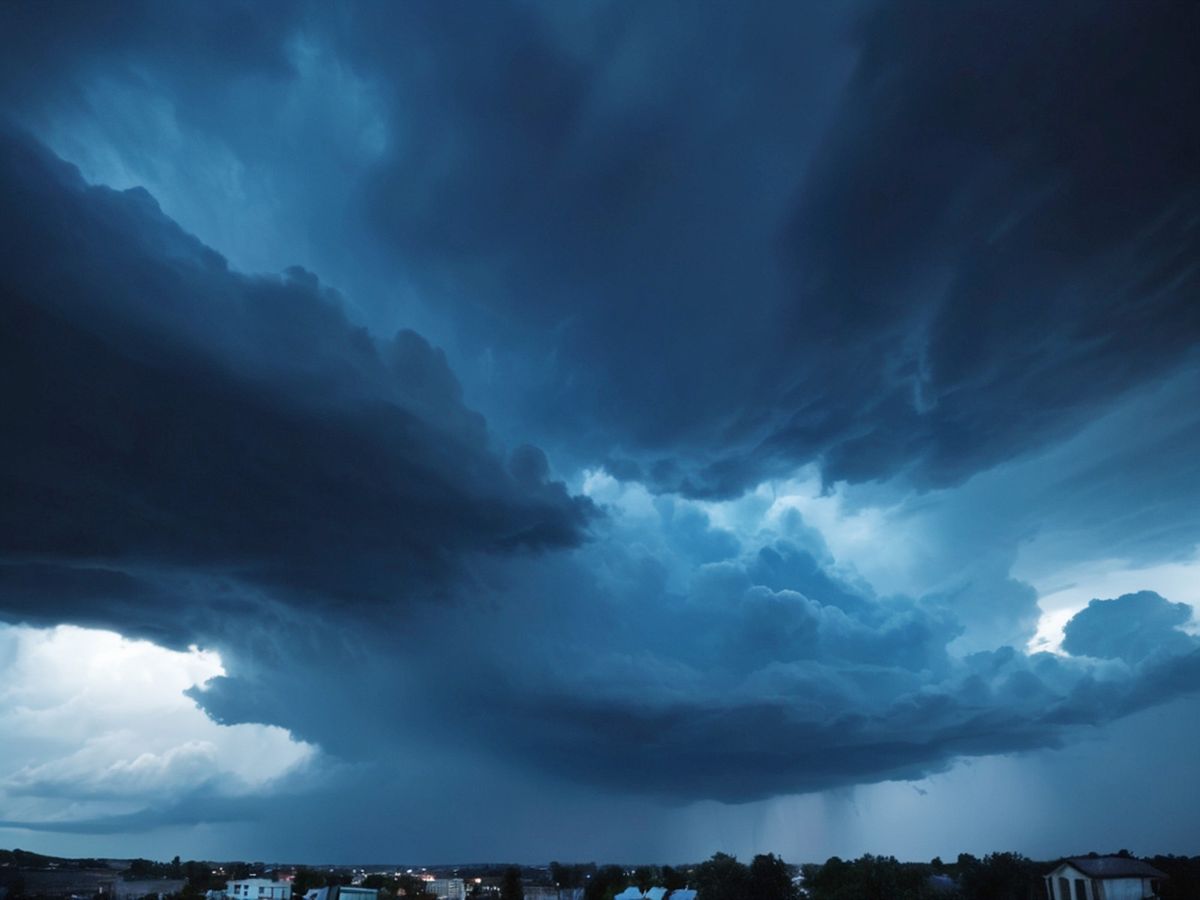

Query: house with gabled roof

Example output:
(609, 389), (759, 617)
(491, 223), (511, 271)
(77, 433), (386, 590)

(1044, 857), (1167, 900)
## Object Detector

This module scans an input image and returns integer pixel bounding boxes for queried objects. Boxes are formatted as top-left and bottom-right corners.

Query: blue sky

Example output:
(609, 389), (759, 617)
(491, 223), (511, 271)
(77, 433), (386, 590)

(1, 0), (1198, 864)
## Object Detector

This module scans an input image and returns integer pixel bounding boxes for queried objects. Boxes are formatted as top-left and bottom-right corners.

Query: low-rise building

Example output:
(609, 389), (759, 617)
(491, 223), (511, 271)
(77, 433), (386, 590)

(227, 879), (293, 900)
(1044, 857), (1167, 900)
(426, 879), (466, 900)
(305, 886), (378, 900)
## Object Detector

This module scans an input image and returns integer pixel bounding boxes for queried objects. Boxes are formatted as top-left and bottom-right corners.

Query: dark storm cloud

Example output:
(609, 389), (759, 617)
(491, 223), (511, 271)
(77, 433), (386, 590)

(777, 0), (1200, 487)
(179, 493), (1195, 807)
(2, 0), (1200, 851)
(339, 1), (852, 490)
(0, 0), (293, 106)
(5, 1), (1195, 496)
(334, 0), (1200, 495)
(0, 128), (592, 642)
(417, 549), (1200, 802)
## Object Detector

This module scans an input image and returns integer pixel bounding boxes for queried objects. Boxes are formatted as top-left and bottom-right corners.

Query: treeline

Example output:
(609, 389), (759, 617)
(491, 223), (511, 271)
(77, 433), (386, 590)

(125, 857), (251, 893)
(4, 849), (1198, 900)
(569, 863), (692, 900)
(352, 872), (441, 898)
(799, 852), (1200, 900)
(1143, 857), (1200, 900)
(556, 850), (1200, 900)
(0, 850), (111, 871)
(542, 853), (796, 900)
(801, 852), (1039, 900)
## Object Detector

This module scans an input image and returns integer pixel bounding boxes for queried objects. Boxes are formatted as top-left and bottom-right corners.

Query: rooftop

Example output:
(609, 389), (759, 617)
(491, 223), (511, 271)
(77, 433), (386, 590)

(1060, 858), (1168, 880)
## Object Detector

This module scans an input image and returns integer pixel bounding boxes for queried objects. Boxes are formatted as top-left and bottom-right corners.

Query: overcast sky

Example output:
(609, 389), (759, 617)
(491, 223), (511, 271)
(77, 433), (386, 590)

(1, 0), (1199, 866)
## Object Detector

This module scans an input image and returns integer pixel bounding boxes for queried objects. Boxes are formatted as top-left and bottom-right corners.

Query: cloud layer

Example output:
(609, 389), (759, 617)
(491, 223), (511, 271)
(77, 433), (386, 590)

(0, 126), (591, 647)
(1, 0), (1199, 862)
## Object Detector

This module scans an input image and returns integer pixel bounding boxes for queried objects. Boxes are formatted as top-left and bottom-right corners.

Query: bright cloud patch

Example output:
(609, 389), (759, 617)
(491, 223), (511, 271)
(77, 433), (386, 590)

(1024, 548), (1200, 652)
(0, 624), (314, 827)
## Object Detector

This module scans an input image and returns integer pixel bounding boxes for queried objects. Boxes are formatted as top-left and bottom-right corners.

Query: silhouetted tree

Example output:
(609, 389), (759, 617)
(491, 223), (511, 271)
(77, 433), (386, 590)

(634, 869), (655, 893)
(694, 853), (749, 900)
(801, 855), (929, 900)
(550, 864), (582, 890)
(749, 854), (797, 900)
(959, 853), (1038, 900)
(292, 869), (316, 896)
(364, 875), (400, 895)
(585, 866), (628, 900)
(661, 868), (688, 892)
(1144, 856), (1199, 900)
(501, 867), (524, 900)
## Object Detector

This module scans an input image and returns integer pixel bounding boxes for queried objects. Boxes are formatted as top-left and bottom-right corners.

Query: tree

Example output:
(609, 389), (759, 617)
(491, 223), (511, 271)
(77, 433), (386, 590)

(550, 864), (592, 890)
(501, 867), (524, 900)
(693, 854), (749, 900)
(364, 875), (399, 895)
(398, 876), (432, 899)
(959, 853), (1038, 900)
(3, 874), (26, 900)
(801, 855), (929, 900)
(634, 869), (655, 893)
(749, 855), (797, 900)
(293, 869), (323, 896)
(585, 865), (627, 900)
(661, 868), (688, 892)
(1146, 854), (1200, 900)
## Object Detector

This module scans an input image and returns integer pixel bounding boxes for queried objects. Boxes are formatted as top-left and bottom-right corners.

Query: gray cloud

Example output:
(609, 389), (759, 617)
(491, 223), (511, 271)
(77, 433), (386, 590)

(329, 0), (1200, 496)
(2, 0), (1200, 861)
(0, 127), (592, 647)
(5, 1), (1195, 498)
(1062, 591), (1195, 664)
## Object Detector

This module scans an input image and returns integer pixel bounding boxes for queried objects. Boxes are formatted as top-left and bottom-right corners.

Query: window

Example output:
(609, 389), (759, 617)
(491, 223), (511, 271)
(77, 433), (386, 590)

(1059, 878), (1071, 900)
(1074, 879), (1088, 900)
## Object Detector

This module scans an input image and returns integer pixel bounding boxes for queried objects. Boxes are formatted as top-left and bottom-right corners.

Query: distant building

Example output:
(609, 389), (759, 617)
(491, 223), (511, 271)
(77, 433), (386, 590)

(614, 889), (643, 900)
(1044, 857), (1167, 900)
(523, 888), (584, 900)
(426, 880), (466, 900)
(228, 880), (293, 900)
(305, 886), (378, 900)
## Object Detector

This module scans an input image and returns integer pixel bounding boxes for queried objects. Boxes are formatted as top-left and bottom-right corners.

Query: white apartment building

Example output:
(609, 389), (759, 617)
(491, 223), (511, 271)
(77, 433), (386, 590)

(425, 879), (466, 900)
(227, 880), (292, 900)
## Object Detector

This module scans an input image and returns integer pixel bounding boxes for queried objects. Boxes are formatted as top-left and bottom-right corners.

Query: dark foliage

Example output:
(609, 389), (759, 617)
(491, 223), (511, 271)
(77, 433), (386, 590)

(501, 867), (524, 900)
